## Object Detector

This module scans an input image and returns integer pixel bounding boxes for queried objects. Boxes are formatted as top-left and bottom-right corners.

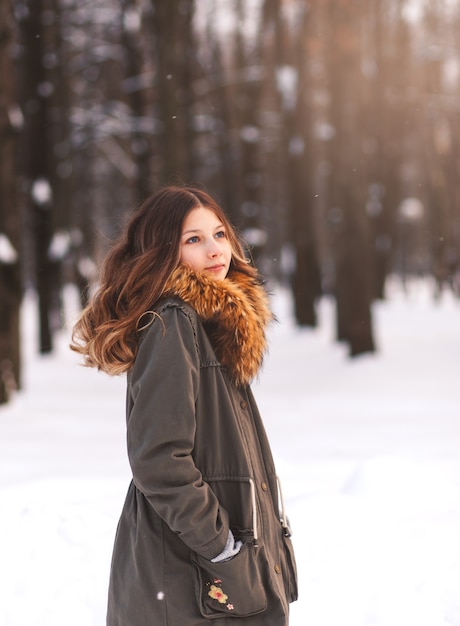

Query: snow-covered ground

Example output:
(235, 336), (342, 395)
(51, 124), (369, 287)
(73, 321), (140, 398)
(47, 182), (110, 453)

(0, 279), (459, 626)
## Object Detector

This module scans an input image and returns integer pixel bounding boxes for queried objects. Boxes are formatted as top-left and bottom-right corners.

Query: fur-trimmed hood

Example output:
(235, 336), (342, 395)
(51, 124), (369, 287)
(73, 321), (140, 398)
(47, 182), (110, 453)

(162, 265), (273, 386)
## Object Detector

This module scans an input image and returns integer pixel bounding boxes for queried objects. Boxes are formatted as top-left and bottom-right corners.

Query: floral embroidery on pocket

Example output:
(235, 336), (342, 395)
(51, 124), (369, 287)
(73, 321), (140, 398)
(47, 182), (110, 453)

(206, 580), (234, 610)
(192, 545), (269, 617)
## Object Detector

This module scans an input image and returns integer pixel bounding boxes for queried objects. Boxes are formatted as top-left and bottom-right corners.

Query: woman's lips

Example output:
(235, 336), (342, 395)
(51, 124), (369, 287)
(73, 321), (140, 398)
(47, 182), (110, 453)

(206, 264), (225, 272)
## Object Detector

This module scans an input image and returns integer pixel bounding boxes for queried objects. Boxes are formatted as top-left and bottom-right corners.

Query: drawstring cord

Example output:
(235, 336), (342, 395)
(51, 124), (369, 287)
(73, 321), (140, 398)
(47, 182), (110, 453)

(248, 478), (259, 548)
(276, 475), (292, 537)
(241, 476), (292, 549)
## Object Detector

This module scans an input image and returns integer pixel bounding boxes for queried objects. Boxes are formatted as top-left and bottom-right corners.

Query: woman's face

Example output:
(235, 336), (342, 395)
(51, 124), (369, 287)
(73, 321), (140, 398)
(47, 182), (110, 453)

(179, 206), (232, 281)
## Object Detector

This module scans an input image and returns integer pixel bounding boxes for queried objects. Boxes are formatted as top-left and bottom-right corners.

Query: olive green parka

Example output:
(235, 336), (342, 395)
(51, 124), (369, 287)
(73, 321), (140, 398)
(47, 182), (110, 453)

(106, 266), (298, 625)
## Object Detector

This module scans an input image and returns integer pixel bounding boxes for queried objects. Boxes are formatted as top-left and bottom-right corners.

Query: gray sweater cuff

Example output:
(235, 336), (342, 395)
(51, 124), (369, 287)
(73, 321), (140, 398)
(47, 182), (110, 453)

(210, 529), (243, 563)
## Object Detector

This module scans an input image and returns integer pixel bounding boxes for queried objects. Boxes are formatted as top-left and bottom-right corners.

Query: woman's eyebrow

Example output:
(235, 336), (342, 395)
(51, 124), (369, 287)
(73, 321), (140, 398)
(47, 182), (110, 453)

(182, 223), (224, 235)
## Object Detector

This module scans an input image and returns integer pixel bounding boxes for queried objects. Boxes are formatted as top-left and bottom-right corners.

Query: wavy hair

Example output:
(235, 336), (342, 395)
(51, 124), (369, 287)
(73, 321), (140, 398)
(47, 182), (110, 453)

(70, 185), (256, 375)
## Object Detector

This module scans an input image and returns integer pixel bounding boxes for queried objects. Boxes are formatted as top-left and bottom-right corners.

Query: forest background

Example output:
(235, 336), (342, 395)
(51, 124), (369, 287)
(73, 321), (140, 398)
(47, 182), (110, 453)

(0, 0), (459, 404)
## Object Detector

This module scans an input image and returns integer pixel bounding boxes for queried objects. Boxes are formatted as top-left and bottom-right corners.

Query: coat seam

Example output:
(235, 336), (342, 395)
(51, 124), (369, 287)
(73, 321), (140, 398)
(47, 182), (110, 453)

(156, 299), (222, 369)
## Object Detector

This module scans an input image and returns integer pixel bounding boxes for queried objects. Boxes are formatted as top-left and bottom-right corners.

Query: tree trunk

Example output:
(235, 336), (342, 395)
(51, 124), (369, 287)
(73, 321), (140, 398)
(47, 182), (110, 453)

(20, 0), (55, 353)
(0, 0), (22, 402)
(282, 3), (321, 326)
(121, 0), (153, 203)
(151, 0), (196, 185)
(326, 0), (376, 356)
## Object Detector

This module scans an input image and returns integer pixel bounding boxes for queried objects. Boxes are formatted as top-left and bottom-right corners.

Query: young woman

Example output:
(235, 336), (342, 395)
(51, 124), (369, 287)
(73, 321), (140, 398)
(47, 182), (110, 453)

(71, 186), (297, 625)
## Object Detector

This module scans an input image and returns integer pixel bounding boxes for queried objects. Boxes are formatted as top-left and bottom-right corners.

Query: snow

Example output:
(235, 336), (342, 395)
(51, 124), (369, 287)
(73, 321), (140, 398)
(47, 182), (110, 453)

(0, 280), (459, 626)
(48, 230), (72, 261)
(0, 234), (18, 264)
(31, 178), (53, 206)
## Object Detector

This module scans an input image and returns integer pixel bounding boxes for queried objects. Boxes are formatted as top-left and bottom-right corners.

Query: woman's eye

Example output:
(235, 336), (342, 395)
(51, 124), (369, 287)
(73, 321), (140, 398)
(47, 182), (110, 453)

(186, 235), (199, 244)
(215, 230), (226, 239)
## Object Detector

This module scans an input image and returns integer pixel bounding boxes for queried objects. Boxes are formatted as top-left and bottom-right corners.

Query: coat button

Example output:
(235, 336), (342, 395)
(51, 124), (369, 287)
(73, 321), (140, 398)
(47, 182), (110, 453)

(274, 564), (281, 574)
(261, 481), (268, 492)
(240, 400), (248, 410)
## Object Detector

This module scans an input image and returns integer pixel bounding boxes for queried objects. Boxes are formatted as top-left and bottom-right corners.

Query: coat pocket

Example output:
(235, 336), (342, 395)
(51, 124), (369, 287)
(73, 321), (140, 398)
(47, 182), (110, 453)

(190, 543), (269, 618)
(282, 534), (298, 603)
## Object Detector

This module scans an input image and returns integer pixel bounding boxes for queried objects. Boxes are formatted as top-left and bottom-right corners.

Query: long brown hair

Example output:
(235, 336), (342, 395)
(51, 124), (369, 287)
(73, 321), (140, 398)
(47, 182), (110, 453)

(70, 185), (255, 375)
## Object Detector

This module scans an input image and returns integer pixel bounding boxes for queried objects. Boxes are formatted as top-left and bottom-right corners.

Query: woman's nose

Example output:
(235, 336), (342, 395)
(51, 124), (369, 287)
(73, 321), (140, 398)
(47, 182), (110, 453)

(207, 239), (221, 257)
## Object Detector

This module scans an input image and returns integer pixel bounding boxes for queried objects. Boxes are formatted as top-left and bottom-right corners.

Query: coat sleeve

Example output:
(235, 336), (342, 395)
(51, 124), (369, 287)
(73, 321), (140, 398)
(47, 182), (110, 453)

(126, 305), (229, 560)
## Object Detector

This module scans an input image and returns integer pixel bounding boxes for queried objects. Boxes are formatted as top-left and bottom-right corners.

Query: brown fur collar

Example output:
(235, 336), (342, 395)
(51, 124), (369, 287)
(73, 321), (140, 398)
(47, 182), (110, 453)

(163, 265), (273, 386)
